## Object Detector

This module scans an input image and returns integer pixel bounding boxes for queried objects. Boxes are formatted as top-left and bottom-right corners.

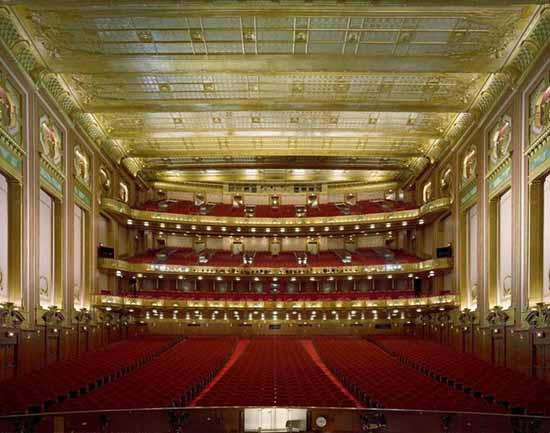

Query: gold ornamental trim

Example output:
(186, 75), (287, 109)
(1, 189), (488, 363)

(95, 293), (457, 311)
(0, 127), (25, 181)
(101, 196), (451, 228)
(526, 125), (550, 183)
(98, 257), (452, 277)
(487, 156), (512, 200)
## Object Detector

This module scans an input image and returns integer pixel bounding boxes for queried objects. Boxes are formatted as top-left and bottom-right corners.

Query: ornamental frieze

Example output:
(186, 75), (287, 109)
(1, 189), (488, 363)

(488, 113), (512, 171)
(73, 144), (90, 187)
(529, 72), (550, 145)
(439, 165), (453, 203)
(39, 112), (63, 171)
(0, 69), (22, 145)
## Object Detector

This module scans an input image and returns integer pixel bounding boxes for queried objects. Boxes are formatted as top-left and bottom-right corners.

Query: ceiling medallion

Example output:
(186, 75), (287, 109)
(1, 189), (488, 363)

(243, 28), (256, 42)
(190, 29), (204, 42)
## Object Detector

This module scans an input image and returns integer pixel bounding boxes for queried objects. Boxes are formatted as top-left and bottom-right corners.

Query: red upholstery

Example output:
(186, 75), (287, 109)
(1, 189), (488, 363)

(124, 247), (421, 268)
(371, 336), (550, 414)
(128, 290), (416, 302)
(137, 199), (415, 218)
(314, 338), (501, 413)
(195, 339), (355, 407)
(0, 337), (175, 414)
(53, 338), (236, 411)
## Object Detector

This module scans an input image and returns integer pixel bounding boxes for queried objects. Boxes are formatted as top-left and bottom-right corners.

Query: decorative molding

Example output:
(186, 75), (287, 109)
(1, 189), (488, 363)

(0, 7), (137, 175)
(39, 164), (63, 198)
(487, 156), (512, 199)
(98, 257), (453, 278)
(486, 305), (510, 326)
(0, 302), (25, 328)
(525, 302), (550, 328)
(95, 293), (457, 311)
(102, 196), (451, 228)
(428, 6), (550, 178)
(459, 180), (477, 210)
(0, 127), (24, 180)
(527, 125), (550, 182)
(74, 184), (91, 209)
(40, 305), (65, 328)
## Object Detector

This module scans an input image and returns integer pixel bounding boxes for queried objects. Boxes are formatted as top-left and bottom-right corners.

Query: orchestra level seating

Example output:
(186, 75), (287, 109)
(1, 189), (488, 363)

(369, 336), (550, 415)
(2, 336), (545, 415)
(313, 338), (504, 413)
(194, 339), (356, 407)
(0, 337), (176, 414)
(53, 337), (236, 411)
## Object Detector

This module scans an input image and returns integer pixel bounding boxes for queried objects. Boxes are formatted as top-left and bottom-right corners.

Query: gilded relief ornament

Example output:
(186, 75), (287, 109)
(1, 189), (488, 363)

(74, 145), (90, 185)
(534, 84), (550, 132)
(489, 114), (512, 168)
(462, 145), (477, 184)
(440, 165), (453, 202)
(0, 71), (22, 143)
(422, 181), (433, 204)
(39, 114), (63, 168)
(471, 285), (478, 300)
(74, 284), (81, 305)
(97, 166), (112, 205)
(119, 181), (129, 203)
(99, 167), (111, 194)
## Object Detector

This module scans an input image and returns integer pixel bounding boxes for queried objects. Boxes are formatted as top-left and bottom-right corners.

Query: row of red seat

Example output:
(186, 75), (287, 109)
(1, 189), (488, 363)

(314, 338), (502, 413)
(126, 247), (422, 267)
(195, 339), (356, 407)
(121, 289), (417, 301)
(0, 337), (176, 414)
(370, 336), (550, 414)
(138, 199), (414, 218)
(54, 338), (236, 411)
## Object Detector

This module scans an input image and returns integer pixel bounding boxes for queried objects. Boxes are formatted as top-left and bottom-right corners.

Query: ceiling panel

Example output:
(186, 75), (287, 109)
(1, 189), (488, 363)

(7, 0), (541, 188)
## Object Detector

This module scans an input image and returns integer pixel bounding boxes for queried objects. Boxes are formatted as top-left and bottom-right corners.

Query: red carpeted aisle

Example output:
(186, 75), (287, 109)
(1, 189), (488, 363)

(301, 340), (361, 408)
(191, 339), (250, 406)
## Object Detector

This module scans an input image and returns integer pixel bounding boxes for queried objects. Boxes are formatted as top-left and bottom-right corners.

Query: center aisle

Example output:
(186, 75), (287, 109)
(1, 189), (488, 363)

(191, 339), (250, 406)
(194, 339), (356, 407)
(301, 340), (362, 408)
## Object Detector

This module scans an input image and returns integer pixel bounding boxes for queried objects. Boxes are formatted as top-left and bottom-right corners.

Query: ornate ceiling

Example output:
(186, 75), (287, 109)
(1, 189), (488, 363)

(4, 0), (548, 190)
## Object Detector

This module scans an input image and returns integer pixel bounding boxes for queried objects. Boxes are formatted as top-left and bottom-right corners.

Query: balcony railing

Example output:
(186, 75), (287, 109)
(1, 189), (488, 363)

(102, 197), (451, 227)
(0, 406), (547, 433)
(98, 257), (453, 277)
(95, 293), (457, 310)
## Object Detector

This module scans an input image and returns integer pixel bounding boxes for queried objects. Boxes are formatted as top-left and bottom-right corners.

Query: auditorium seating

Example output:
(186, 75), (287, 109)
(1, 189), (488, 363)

(370, 336), (550, 414)
(136, 199), (415, 218)
(123, 247), (421, 268)
(195, 339), (355, 407)
(53, 338), (236, 411)
(0, 337), (176, 414)
(314, 338), (502, 413)
(124, 290), (416, 301)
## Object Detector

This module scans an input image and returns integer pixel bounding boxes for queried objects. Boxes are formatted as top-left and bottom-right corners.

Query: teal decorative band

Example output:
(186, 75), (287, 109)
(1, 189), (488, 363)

(489, 164), (512, 193)
(529, 143), (550, 174)
(40, 165), (62, 192)
(460, 183), (477, 207)
(74, 184), (91, 207)
(0, 141), (22, 172)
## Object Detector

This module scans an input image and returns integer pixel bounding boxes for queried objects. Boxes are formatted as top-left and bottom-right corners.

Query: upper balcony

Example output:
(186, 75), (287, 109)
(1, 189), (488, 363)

(102, 197), (451, 234)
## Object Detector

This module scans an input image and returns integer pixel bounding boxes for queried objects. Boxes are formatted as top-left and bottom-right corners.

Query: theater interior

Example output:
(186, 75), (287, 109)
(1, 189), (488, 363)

(0, 1), (550, 432)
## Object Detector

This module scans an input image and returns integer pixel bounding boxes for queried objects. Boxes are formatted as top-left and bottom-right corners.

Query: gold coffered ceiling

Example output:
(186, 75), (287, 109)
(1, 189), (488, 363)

(6, 0), (546, 188)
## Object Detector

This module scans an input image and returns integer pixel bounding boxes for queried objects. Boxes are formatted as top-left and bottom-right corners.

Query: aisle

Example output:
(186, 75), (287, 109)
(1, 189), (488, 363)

(190, 339), (250, 406)
(301, 340), (361, 408)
